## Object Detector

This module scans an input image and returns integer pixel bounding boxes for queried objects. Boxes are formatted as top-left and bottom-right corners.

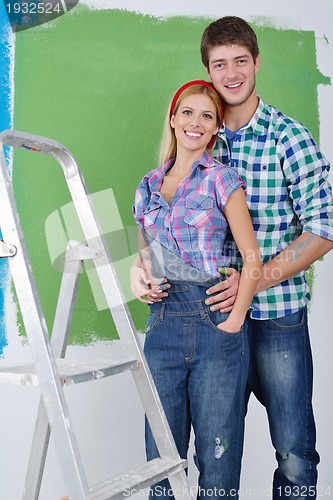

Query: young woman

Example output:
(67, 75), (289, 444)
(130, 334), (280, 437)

(131, 80), (262, 499)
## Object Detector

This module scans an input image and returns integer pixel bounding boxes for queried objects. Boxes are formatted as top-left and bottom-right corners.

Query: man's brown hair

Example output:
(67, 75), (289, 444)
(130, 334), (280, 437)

(201, 16), (259, 68)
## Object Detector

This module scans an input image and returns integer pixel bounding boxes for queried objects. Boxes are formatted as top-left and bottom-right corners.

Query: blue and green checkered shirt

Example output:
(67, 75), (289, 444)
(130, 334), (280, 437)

(213, 98), (333, 319)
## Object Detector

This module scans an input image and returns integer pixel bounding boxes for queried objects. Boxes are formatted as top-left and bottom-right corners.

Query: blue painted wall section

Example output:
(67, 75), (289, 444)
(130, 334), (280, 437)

(0, 3), (12, 357)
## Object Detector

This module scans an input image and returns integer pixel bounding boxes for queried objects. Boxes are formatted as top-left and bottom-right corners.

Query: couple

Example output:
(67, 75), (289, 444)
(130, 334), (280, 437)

(131, 16), (333, 500)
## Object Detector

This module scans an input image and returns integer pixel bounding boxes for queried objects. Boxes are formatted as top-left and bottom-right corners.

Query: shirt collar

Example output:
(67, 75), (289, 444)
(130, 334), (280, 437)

(192, 150), (217, 170)
(218, 97), (267, 138)
(148, 150), (216, 191)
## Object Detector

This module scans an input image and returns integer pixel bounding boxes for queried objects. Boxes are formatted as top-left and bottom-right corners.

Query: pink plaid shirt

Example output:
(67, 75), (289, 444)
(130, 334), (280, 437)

(133, 151), (245, 278)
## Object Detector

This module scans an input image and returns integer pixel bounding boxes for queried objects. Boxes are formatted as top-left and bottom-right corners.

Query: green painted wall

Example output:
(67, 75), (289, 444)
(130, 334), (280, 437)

(12, 7), (329, 343)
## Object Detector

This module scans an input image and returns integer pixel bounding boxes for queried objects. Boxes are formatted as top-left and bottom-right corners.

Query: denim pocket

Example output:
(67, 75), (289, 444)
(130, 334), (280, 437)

(145, 312), (160, 335)
(269, 308), (305, 330)
(205, 309), (243, 336)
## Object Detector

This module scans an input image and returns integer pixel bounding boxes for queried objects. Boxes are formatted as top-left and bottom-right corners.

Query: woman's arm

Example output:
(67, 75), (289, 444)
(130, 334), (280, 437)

(216, 188), (262, 332)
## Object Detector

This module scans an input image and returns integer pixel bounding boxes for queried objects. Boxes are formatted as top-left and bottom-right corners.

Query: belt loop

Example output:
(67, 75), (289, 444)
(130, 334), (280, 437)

(159, 302), (166, 321)
(198, 300), (206, 319)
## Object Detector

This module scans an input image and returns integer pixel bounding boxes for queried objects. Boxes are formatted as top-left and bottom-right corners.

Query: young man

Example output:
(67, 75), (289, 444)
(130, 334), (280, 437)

(201, 16), (333, 500)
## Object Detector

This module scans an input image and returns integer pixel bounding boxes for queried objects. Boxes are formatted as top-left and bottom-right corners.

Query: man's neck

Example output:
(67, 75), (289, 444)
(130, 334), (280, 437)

(224, 95), (259, 132)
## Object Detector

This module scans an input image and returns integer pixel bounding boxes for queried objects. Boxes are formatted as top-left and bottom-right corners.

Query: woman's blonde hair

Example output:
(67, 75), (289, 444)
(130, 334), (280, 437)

(158, 83), (224, 166)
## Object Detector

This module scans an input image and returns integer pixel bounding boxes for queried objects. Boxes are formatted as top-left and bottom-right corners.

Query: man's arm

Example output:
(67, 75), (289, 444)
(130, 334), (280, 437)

(206, 233), (333, 312)
(255, 232), (333, 294)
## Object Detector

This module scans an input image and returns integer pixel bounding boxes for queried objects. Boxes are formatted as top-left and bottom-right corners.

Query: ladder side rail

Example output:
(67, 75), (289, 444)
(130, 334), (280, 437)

(0, 145), (90, 500)
(130, 368), (191, 500)
(23, 255), (83, 500)
(23, 409), (51, 500)
(49, 247), (83, 357)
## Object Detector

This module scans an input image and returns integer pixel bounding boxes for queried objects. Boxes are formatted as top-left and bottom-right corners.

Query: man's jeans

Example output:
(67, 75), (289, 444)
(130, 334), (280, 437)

(247, 307), (320, 499)
(144, 280), (249, 499)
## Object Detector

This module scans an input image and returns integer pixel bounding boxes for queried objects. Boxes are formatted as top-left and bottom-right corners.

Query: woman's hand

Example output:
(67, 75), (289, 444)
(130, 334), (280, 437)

(216, 318), (243, 334)
(130, 265), (170, 303)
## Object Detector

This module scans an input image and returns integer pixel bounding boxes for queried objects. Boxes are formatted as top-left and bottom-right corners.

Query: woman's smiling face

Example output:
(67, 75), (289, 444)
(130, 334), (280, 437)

(171, 93), (219, 154)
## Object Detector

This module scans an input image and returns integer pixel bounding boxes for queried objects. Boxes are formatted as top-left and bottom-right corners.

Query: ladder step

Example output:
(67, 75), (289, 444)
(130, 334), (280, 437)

(0, 358), (139, 386)
(89, 457), (187, 500)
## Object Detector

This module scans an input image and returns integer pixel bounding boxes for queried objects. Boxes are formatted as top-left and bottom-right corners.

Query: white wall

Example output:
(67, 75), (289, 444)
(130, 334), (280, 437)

(1, 1), (332, 498)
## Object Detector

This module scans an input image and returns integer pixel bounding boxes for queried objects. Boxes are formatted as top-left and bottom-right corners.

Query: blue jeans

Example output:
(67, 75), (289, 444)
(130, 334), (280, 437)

(247, 308), (320, 499)
(144, 281), (249, 499)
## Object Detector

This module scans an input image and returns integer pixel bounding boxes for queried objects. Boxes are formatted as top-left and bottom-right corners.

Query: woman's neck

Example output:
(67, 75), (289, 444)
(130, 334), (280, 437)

(168, 148), (205, 178)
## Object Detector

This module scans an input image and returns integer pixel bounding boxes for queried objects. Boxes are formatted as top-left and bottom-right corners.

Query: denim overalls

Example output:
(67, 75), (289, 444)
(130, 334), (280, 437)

(144, 279), (249, 499)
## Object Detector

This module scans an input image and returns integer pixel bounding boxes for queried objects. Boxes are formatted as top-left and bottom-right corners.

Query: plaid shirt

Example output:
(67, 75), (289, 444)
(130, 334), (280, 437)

(214, 98), (333, 319)
(133, 151), (245, 279)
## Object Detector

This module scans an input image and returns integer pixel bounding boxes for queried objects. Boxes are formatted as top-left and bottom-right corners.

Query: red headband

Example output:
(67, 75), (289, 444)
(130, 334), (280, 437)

(169, 79), (224, 126)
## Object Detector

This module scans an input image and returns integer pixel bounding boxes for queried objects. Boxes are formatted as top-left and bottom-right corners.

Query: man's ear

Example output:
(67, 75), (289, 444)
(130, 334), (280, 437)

(254, 54), (260, 74)
(204, 66), (211, 79)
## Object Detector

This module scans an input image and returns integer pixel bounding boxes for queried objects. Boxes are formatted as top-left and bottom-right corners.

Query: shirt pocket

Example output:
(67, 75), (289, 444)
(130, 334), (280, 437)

(143, 200), (162, 228)
(184, 195), (213, 228)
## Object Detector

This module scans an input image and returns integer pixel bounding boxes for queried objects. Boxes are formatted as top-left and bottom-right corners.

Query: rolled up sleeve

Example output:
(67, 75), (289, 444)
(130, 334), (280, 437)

(280, 125), (333, 242)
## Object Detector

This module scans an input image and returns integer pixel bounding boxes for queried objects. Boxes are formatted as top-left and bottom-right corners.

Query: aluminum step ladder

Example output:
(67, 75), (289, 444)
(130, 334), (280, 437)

(0, 130), (191, 500)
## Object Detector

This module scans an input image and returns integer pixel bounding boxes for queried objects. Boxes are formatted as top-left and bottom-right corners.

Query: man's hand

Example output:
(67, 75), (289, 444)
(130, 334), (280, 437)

(205, 268), (240, 312)
(130, 265), (170, 304)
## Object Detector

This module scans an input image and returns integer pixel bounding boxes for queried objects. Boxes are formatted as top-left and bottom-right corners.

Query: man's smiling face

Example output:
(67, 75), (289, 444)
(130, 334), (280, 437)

(205, 44), (260, 109)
